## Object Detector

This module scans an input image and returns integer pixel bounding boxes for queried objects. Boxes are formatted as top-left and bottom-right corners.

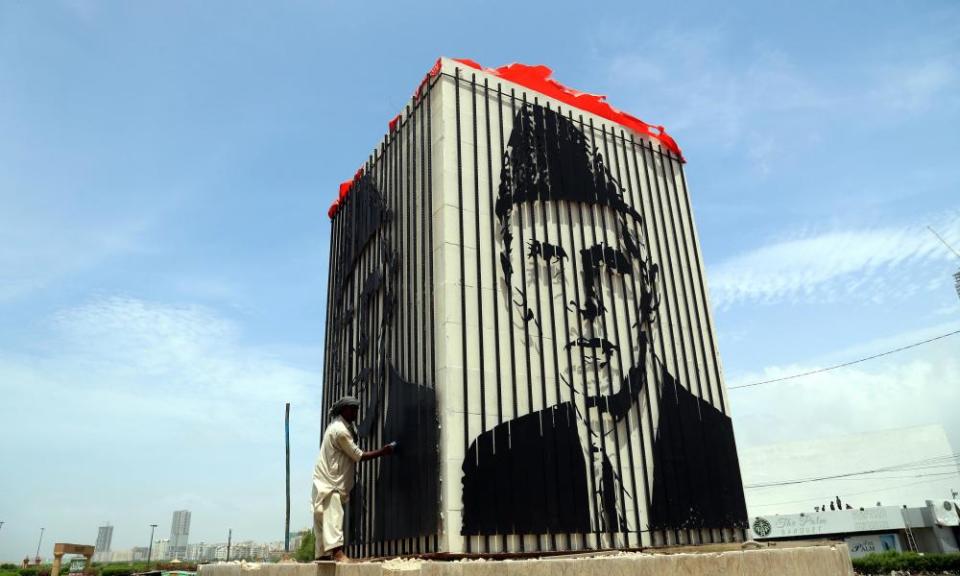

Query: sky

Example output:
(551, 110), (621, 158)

(1, 0), (959, 562)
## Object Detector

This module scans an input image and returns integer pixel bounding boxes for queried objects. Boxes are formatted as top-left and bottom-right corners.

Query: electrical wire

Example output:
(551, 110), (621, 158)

(748, 477), (956, 509)
(827, 472), (959, 481)
(744, 453), (960, 489)
(729, 329), (960, 390)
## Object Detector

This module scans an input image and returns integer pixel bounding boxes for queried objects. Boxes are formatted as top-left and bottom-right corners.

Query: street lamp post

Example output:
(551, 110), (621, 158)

(146, 524), (157, 567)
(35, 528), (45, 564)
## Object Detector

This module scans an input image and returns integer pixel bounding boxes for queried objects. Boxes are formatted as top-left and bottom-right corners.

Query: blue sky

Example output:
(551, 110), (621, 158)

(2, 0), (959, 561)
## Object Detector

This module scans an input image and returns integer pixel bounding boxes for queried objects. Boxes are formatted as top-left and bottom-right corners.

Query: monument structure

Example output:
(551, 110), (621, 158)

(321, 57), (749, 558)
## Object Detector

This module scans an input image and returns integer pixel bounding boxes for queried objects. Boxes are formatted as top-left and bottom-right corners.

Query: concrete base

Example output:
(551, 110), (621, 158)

(197, 543), (854, 576)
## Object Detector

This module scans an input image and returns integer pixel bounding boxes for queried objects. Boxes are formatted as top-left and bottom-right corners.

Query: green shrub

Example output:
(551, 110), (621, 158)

(853, 550), (960, 574)
(295, 530), (315, 562)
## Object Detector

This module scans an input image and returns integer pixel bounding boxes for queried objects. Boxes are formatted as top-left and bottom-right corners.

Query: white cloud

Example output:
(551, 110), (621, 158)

(0, 209), (148, 302)
(728, 320), (960, 451)
(606, 30), (827, 158)
(729, 320), (960, 513)
(603, 26), (959, 175)
(872, 59), (958, 113)
(709, 212), (960, 308)
(0, 296), (323, 554)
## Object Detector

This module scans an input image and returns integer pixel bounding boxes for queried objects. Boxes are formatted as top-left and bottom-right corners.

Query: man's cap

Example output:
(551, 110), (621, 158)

(329, 395), (361, 417)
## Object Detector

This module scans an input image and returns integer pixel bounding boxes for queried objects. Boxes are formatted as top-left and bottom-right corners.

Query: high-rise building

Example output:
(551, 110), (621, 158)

(321, 57), (748, 556)
(169, 510), (191, 559)
(94, 525), (113, 562)
(153, 538), (169, 561)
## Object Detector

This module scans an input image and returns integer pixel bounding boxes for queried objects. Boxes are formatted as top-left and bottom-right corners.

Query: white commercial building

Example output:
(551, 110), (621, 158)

(152, 538), (169, 561)
(749, 499), (960, 557)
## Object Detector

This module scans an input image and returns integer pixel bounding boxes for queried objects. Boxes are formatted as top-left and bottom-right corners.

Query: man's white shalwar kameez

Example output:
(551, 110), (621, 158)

(312, 416), (363, 558)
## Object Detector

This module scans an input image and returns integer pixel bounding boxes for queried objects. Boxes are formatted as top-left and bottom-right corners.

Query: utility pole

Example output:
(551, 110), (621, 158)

(226, 529), (232, 562)
(284, 402), (291, 554)
(35, 528), (45, 563)
(928, 226), (960, 302)
(146, 524), (157, 567)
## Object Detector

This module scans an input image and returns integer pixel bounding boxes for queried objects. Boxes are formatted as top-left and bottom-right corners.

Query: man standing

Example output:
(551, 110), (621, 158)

(312, 396), (394, 562)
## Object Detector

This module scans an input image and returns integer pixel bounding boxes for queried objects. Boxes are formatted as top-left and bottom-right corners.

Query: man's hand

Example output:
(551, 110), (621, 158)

(360, 441), (397, 462)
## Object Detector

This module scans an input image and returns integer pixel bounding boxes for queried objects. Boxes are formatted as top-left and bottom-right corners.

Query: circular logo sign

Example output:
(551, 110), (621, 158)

(944, 501), (953, 511)
(752, 517), (772, 537)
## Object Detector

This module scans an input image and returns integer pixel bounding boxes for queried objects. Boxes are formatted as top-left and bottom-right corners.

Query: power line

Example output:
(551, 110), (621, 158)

(828, 472), (959, 481)
(748, 477), (951, 509)
(748, 471), (958, 489)
(729, 329), (960, 390)
(928, 226), (960, 260)
(744, 453), (960, 489)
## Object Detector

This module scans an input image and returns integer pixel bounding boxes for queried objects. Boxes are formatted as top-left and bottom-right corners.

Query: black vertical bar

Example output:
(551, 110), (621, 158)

(483, 78), (507, 554)
(627, 134), (671, 547)
(642, 139), (690, 545)
(427, 77), (439, 555)
(676, 162), (725, 414)
(660, 149), (714, 545)
(508, 88), (527, 553)
(584, 117), (628, 548)
(469, 73), (490, 555)
(566, 109), (602, 548)
(321, 195), (339, 432)
(544, 103), (587, 551)
(598, 122), (642, 548)
(454, 67), (471, 554)
(404, 104), (415, 556)
(513, 92), (543, 554)
(530, 96), (564, 552)
(650, 142), (701, 545)
(376, 144), (388, 556)
(285, 402), (290, 553)
(386, 117), (399, 559)
(665, 155), (714, 406)
(611, 128), (652, 546)
(658, 147), (707, 405)
(500, 86), (522, 553)
(417, 87), (427, 554)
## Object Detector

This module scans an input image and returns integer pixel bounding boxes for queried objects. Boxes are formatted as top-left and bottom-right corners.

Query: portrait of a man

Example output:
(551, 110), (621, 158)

(327, 173), (438, 545)
(461, 103), (747, 541)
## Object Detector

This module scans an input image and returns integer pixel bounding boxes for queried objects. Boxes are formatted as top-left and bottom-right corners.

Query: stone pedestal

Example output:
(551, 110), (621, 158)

(198, 542), (854, 576)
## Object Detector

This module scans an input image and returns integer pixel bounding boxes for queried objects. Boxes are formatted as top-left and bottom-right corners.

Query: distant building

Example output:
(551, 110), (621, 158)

(94, 525), (113, 562)
(109, 550), (132, 563)
(749, 499), (960, 557)
(153, 538), (169, 561)
(169, 510), (191, 559)
(131, 547), (149, 562)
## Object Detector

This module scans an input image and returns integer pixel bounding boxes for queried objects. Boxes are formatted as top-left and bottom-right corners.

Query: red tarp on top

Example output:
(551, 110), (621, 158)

(329, 57), (682, 220)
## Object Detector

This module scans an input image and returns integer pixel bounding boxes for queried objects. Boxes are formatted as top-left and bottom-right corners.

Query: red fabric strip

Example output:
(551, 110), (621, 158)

(452, 58), (683, 160)
(329, 57), (681, 220)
